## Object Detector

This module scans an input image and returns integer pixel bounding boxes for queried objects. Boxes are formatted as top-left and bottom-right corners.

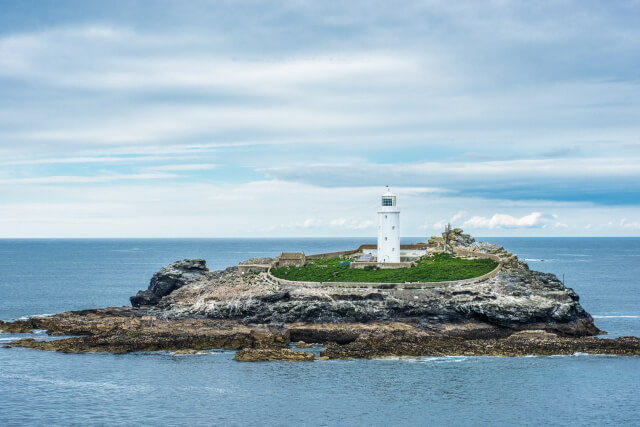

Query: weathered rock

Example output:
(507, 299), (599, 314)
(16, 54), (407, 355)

(320, 328), (640, 359)
(428, 228), (475, 250)
(172, 349), (211, 355)
(295, 340), (313, 348)
(159, 259), (599, 336)
(7, 308), (289, 354)
(0, 319), (33, 333)
(5, 311), (640, 358)
(239, 257), (275, 265)
(130, 259), (210, 307)
(126, 230), (597, 336)
(233, 348), (315, 362)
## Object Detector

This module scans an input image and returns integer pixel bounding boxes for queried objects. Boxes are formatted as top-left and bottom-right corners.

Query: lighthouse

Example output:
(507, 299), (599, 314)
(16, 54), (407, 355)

(377, 186), (400, 263)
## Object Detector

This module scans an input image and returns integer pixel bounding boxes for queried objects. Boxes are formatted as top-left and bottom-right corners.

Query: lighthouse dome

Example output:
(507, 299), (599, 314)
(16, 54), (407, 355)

(381, 187), (396, 207)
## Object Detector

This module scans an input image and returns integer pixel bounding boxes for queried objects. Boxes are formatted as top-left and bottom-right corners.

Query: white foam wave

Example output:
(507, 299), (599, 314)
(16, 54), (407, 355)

(17, 313), (56, 321)
(0, 373), (153, 393)
(524, 258), (552, 262)
(592, 315), (640, 319)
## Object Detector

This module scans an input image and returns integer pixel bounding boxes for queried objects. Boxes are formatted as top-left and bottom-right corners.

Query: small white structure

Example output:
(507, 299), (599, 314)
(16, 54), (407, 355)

(377, 187), (400, 262)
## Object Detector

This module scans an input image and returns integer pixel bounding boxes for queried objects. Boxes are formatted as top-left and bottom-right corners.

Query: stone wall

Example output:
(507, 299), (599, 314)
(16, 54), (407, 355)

(306, 250), (357, 259)
(453, 248), (502, 262)
(349, 261), (413, 270)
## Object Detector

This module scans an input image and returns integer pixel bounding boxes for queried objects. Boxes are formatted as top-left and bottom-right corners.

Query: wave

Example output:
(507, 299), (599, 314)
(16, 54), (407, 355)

(558, 254), (590, 257)
(592, 315), (640, 319)
(524, 258), (552, 262)
(374, 355), (467, 363)
(17, 313), (56, 321)
(0, 373), (154, 393)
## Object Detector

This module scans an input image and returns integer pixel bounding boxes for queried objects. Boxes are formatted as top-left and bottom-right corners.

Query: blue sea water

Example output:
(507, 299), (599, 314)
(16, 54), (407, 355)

(1, 238), (639, 426)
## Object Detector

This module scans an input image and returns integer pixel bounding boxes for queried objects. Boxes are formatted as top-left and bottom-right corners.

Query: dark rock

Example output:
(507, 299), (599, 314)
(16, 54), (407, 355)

(320, 329), (640, 359)
(130, 259), (210, 307)
(233, 348), (315, 362)
(0, 319), (33, 333)
(9, 309), (290, 354)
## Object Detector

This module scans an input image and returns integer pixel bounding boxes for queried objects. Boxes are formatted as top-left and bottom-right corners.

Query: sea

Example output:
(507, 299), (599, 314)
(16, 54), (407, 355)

(1, 237), (639, 426)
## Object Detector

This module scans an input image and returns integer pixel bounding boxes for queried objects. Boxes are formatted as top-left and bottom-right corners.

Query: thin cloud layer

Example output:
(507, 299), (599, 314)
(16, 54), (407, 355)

(463, 213), (543, 229)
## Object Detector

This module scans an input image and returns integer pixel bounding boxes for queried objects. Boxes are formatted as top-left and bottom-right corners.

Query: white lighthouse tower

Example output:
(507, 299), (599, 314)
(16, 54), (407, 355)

(377, 186), (400, 263)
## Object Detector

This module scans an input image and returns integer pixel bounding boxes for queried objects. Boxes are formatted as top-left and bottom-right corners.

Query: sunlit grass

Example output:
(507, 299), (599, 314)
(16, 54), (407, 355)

(271, 252), (497, 283)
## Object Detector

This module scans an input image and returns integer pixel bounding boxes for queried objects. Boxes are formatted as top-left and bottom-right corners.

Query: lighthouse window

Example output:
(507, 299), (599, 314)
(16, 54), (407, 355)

(392, 226), (395, 230)
(382, 197), (393, 206)
(385, 215), (387, 219)
(392, 248), (395, 251)
(385, 237), (387, 241)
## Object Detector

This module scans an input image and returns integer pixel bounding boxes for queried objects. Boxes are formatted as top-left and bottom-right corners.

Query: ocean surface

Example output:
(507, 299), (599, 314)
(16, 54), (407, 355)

(1, 237), (639, 426)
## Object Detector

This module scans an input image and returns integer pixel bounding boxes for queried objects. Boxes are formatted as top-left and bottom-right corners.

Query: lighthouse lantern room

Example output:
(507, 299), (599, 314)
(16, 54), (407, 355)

(377, 186), (400, 263)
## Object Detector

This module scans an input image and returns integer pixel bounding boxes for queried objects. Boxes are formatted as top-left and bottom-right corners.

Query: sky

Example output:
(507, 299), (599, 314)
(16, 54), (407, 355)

(0, 0), (639, 238)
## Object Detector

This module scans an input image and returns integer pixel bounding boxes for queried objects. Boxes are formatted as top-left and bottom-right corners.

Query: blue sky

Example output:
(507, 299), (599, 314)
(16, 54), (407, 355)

(0, 0), (639, 237)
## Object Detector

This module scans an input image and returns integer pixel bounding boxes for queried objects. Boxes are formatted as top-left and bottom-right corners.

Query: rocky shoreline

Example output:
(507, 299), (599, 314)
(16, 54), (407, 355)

(2, 307), (639, 359)
(2, 230), (640, 360)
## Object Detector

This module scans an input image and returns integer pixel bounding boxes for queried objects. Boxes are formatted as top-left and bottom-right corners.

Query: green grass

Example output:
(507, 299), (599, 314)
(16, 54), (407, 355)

(271, 253), (498, 283)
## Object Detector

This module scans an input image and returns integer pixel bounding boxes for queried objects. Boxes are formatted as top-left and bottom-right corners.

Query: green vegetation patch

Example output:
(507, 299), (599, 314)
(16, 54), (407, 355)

(271, 253), (498, 283)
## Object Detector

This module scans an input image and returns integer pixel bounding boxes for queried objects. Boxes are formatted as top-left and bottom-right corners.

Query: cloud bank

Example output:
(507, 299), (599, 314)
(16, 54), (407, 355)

(0, 1), (638, 237)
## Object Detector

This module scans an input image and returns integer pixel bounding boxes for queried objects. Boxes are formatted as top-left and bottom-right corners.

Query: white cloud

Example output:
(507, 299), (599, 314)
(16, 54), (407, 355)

(330, 218), (375, 230)
(463, 212), (544, 229)
(620, 218), (640, 230)
(148, 163), (217, 171)
(450, 211), (467, 224)
(0, 180), (638, 237)
(0, 173), (175, 185)
(263, 157), (640, 186)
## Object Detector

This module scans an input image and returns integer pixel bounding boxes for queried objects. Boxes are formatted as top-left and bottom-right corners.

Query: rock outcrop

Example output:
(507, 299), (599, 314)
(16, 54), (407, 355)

(428, 228), (475, 251)
(320, 329), (640, 359)
(233, 348), (315, 362)
(4, 313), (639, 358)
(156, 242), (598, 336)
(130, 259), (210, 307)
(5, 307), (289, 354)
(0, 319), (33, 333)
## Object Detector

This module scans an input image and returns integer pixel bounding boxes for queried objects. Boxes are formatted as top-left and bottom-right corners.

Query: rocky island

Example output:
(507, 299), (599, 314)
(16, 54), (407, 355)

(2, 229), (640, 360)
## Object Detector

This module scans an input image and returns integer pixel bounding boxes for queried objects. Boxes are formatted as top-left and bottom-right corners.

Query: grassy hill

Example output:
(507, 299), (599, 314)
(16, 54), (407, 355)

(271, 253), (498, 283)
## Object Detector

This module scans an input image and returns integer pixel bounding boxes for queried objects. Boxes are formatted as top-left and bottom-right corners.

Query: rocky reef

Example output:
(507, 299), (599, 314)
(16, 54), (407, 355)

(3, 231), (640, 360)
(233, 348), (315, 362)
(3, 309), (639, 358)
(4, 307), (288, 354)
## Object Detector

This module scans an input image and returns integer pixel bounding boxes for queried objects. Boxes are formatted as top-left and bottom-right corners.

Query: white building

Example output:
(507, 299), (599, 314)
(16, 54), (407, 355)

(377, 187), (400, 262)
